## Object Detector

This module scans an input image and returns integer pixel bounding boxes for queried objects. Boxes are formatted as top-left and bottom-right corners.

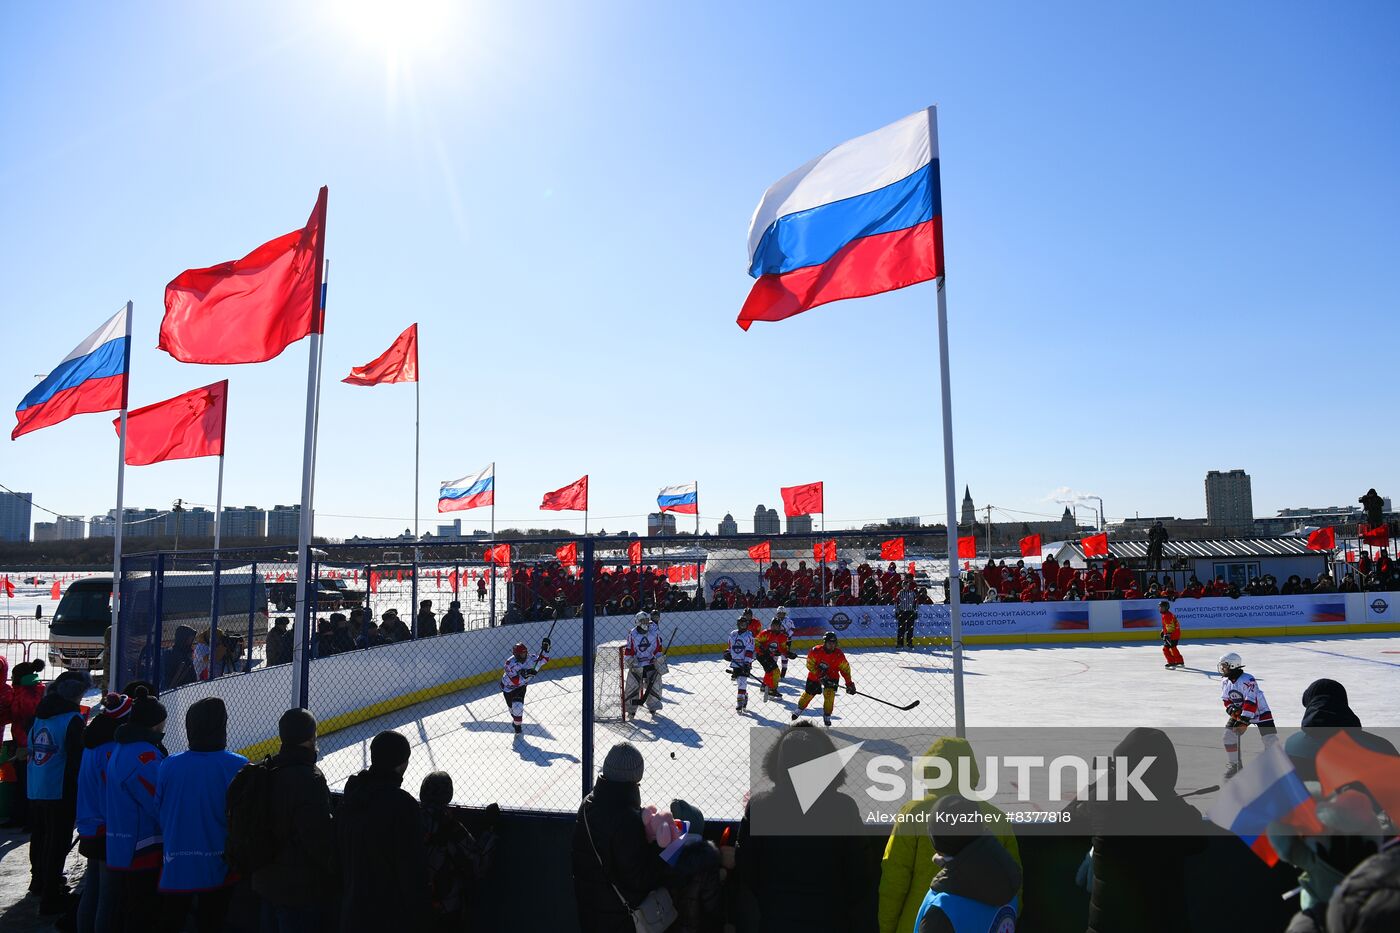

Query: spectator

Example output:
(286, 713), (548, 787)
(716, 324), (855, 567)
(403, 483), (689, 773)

(27, 669), (90, 915)
(338, 731), (432, 933)
(315, 619), (336, 657)
(106, 686), (169, 927)
(1267, 788), (1385, 932)
(267, 617), (293, 666)
(1284, 678), (1398, 783)
(381, 609), (411, 643)
(664, 798), (723, 933)
(4, 660), (47, 831)
(329, 613), (357, 654)
(0, 656), (11, 754)
(419, 772), (497, 933)
(878, 737), (1020, 933)
(163, 625), (198, 689)
(476, 576), (487, 602)
(253, 709), (338, 933)
(157, 697), (247, 933)
(440, 600), (466, 634)
(1327, 834), (1400, 933)
(572, 741), (671, 933)
(417, 600), (438, 638)
(75, 691), (133, 933)
(913, 794), (1021, 933)
(193, 629), (213, 680)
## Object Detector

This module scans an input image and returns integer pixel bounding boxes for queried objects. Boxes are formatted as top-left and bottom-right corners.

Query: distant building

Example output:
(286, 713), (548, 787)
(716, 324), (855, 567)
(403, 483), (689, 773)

(647, 512), (677, 536)
(55, 515), (86, 540)
(221, 506), (268, 539)
(120, 508), (164, 538)
(786, 514), (813, 535)
(267, 504), (300, 540)
(960, 487), (976, 529)
(89, 514), (115, 538)
(33, 521), (58, 542)
(434, 519), (463, 540)
(1205, 470), (1254, 529)
(887, 516), (920, 527)
(166, 507), (214, 539)
(0, 490), (32, 542)
(753, 505), (781, 535)
(718, 513), (738, 536)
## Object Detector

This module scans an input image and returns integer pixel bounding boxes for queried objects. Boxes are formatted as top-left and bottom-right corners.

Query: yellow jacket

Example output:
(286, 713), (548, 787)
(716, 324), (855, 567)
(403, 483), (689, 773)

(876, 736), (1022, 933)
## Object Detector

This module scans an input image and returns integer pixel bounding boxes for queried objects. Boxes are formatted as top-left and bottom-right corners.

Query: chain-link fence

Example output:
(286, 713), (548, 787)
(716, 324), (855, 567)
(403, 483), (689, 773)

(111, 532), (964, 820)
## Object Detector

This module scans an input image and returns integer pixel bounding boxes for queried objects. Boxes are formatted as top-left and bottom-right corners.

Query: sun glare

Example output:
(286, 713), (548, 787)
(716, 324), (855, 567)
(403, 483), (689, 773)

(328, 0), (456, 58)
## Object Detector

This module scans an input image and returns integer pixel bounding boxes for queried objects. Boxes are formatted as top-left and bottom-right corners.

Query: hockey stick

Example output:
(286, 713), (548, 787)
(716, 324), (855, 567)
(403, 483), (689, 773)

(853, 689), (920, 711)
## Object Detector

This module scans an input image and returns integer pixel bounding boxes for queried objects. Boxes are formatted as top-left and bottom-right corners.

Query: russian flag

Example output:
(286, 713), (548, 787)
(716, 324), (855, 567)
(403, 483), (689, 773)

(14, 307), (130, 440)
(657, 482), (698, 515)
(1207, 744), (1323, 865)
(439, 464), (494, 512)
(738, 107), (943, 330)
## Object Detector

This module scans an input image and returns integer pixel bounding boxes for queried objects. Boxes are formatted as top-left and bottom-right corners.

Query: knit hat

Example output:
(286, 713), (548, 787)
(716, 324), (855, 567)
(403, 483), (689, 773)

(186, 697), (228, 752)
(279, 708), (318, 746)
(420, 771), (454, 808)
(99, 693), (134, 719)
(369, 730), (411, 771)
(669, 798), (704, 836)
(51, 670), (91, 704)
(14, 659), (43, 686)
(120, 679), (156, 697)
(928, 794), (985, 856)
(602, 741), (644, 784)
(128, 685), (168, 730)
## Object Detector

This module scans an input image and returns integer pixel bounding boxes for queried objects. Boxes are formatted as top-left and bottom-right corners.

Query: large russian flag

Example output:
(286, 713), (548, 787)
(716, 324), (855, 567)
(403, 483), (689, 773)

(1207, 744), (1323, 865)
(738, 107), (943, 330)
(13, 307), (130, 440)
(439, 465), (494, 512)
(657, 482), (698, 514)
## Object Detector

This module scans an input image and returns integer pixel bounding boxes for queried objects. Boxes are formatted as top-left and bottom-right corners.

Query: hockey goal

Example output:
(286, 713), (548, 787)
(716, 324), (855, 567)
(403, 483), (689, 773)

(593, 640), (628, 722)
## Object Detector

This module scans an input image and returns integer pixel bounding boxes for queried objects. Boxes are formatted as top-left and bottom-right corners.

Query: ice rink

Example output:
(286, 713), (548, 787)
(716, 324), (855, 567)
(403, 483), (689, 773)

(310, 632), (1400, 820)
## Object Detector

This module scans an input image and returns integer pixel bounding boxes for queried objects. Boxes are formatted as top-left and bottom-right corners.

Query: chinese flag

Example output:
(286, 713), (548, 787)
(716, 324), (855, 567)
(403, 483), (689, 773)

(1306, 527), (1336, 551)
(627, 539), (642, 566)
(342, 323), (418, 385)
(1359, 524), (1390, 547)
(748, 540), (771, 563)
(160, 187), (327, 364)
(880, 537), (905, 561)
(1081, 533), (1109, 557)
(780, 481), (824, 517)
(823, 540), (838, 563)
(116, 381), (227, 466)
(556, 542), (578, 567)
(485, 543), (511, 566)
(956, 536), (976, 559)
(540, 475), (588, 512)
(1019, 533), (1042, 558)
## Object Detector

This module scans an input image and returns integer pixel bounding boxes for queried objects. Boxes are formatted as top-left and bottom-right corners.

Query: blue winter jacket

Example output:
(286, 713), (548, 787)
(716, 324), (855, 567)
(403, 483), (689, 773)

(76, 741), (119, 842)
(156, 749), (247, 891)
(105, 724), (167, 871)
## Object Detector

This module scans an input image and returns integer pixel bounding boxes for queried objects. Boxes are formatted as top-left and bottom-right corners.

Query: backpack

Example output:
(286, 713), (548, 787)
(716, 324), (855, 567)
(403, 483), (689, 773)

(225, 756), (281, 875)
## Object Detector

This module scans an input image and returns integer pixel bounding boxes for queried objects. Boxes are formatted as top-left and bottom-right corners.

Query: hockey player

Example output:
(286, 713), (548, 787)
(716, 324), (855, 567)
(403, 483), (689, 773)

(773, 606), (794, 678)
(1218, 651), (1277, 779)
(791, 632), (856, 726)
(501, 637), (551, 734)
(624, 611), (666, 718)
(1159, 600), (1184, 669)
(723, 614), (757, 713)
(753, 617), (794, 701)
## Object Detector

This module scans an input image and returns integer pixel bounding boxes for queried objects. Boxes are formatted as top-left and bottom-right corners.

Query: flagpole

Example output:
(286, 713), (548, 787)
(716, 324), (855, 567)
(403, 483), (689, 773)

(292, 248), (328, 710)
(935, 271), (966, 738)
(414, 377), (420, 550)
(694, 481), (700, 536)
(110, 301), (133, 692)
(489, 461), (497, 628)
(213, 454), (224, 553)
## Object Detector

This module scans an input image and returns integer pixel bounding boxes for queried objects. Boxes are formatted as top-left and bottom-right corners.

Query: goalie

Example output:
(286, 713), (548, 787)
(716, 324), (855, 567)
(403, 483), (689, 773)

(790, 632), (855, 727)
(624, 611), (666, 718)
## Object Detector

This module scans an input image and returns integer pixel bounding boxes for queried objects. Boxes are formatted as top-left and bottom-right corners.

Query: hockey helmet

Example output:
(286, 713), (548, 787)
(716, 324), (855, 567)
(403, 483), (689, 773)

(650, 609), (662, 622)
(1218, 651), (1244, 674)
(512, 642), (529, 660)
(635, 610), (650, 623)
(774, 605), (789, 618)
(769, 616), (783, 629)
(823, 631), (839, 648)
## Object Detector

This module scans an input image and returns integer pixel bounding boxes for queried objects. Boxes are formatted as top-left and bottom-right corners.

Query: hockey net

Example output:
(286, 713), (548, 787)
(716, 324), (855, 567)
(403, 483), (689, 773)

(593, 640), (627, 722)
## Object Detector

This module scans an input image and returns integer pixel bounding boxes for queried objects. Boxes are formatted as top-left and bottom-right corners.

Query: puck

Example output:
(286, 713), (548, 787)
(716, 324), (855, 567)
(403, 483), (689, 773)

(670, 752), (676, 759)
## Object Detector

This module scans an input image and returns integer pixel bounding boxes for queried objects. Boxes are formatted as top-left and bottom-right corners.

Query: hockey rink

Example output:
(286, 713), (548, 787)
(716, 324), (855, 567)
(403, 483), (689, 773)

(310, 632), (1400, 820)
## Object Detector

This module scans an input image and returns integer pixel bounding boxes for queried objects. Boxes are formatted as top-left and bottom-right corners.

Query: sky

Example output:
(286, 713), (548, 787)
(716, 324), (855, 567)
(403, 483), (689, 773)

(2, 1), (1398, 540)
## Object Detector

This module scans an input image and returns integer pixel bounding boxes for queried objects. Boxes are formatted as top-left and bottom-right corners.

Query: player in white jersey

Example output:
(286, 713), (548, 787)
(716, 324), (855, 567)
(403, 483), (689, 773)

(624, 611), (666, 717)
(774, 606), (794, 678)
(1218, 651), (1277, 779)
(501, 637), (551, 735)
(723, 616), (757, 713)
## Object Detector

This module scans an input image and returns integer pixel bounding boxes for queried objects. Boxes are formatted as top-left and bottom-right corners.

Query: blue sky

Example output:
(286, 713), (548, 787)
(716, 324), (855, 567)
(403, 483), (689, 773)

(3, 1), (1397, 539)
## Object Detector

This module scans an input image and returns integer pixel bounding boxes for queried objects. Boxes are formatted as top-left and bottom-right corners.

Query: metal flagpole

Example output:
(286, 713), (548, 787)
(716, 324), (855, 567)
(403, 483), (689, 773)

(292, 250), (328, 711)
(489, 461), (497, 627)
(110, 301), (133, 692)
(209, 450), (225, 647)
(414, 378), (421, 551)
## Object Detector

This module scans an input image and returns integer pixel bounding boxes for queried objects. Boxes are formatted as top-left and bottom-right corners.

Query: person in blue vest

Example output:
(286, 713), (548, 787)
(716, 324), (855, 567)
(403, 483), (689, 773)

(27, 669), (90, 916)
(157, 696), (247, 933)
(75, 690), (134, 933)
(105, 685), (169, 928)
(913, 794), (1021, 933)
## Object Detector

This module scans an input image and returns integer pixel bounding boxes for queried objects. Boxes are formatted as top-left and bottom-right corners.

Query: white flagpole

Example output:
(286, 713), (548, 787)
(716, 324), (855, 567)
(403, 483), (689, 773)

(291, 254), (328, 710)
(414, 376), (421, 553)
(489, 461), (497, 627)
(110, 301), (133, 692)
(213, 454), (225, 553)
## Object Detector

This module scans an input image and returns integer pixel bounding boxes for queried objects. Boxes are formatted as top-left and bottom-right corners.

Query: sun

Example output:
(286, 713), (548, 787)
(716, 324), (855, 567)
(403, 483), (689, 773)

(327, 0), (457, 59)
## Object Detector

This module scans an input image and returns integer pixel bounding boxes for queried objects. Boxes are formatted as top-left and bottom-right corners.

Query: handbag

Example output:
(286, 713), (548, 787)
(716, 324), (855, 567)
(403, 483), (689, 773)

(582, 807), (678, 933)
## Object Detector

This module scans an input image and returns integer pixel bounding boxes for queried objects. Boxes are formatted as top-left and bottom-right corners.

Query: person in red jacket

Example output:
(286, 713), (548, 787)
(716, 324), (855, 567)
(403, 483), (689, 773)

(1159, 601), (1184, 669)
(1111, 565), (1134, 598)
(1041, 555), (1059, 589)
(0, 656), (12, 747)
(1057, 562), (1076, 595)
(4, 660), (47, 830)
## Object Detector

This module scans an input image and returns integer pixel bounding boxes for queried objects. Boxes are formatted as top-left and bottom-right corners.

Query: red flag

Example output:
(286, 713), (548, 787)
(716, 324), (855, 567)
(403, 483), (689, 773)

(780, 481), (824, 517)
(813, 540), (837, 563)
(277, 573), (287, 583)
(907, 561), (917, 575)
(1019, 533), (1042, 558)
(540, 475), (588, 512)
(1306, 527), (1336, 551)
(342, 323), (418, 386)
(51, 580), (61, 599)
(115, 381), (227, 466)
(485, 543), (511, 566)
(1081, 533), (1108, 557)
(369, 572), (379, 593)
(1344, 550), (1356, 563)
(667, 566), (682, 583)
(556, 542), (578, 567)
(3, 577), (14, 598)
(160, 187), (327, 364)
(1360, 524), (1390, 547)
(627, 539), (642, 566)
(880, 537), (905, 561)
(748, 540), (771, 563)
(957, 536), (976, 559)
(448, 570), (459, 589)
